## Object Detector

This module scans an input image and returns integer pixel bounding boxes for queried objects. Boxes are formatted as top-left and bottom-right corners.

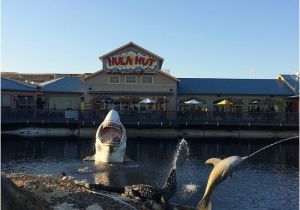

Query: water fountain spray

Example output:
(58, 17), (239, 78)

(171, 139), (200, 194)
(172, 138), (189, 169)
(244, 135), (299, 160)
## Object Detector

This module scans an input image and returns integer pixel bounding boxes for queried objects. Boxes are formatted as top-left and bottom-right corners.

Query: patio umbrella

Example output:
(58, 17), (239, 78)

(184, 99), (203, 105)
(249, 99), (262, 105)
(94, 96), (112, 103)
(217, 99), (233, 105)
(139, 98), (157, 104)
(184, 99), (204, 111)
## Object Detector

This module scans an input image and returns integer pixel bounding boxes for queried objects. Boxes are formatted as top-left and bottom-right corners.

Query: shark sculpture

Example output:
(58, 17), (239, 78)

(84, 109), (127, 163)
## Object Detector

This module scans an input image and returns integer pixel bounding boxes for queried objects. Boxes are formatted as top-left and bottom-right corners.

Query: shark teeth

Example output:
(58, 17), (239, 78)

(102, 121), (121, 130)
(100, 121), (122, 145)
(104, 124), (121, 130)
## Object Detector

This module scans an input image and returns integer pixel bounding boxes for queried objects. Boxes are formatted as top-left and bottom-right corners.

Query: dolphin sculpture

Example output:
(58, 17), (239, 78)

(84, 109), (127, 163)
(197, 136), (298, 210)
(197, 156), (245, 210)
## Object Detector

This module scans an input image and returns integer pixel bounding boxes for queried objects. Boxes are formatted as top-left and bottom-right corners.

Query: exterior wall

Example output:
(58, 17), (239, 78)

(286, 98), (299, 113)
(84, 71), (177, 111)
(43, 93), (82, 110)
(1, 90), (37, 110)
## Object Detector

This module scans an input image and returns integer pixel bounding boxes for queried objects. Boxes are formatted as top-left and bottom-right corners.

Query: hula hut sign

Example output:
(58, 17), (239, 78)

(100, 42), (164, 74)
(106, 51), (158, 70)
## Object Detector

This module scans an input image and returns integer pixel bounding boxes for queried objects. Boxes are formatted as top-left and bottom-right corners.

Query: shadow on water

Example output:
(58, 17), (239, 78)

(1, 135), (94, 162)
(1, 135), (299, 210)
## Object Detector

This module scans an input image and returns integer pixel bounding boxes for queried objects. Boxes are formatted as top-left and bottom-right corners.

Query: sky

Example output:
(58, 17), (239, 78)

(1, 0), (299, 79)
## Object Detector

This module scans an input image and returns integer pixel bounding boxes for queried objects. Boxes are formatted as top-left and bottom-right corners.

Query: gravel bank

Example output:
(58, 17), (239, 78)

(1, 173), (166, 210)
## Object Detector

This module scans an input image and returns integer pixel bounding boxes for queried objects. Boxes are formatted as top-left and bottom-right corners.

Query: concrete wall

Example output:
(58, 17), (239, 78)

(6, 126), (297, 139)
(75, 127), (300, 140)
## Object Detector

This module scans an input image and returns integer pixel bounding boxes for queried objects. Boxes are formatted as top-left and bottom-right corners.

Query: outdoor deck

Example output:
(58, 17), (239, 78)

(1, 109), (298, 128)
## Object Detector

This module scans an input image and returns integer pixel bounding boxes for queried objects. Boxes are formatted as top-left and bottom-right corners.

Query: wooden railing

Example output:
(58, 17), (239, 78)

(1, 109), (299, 127)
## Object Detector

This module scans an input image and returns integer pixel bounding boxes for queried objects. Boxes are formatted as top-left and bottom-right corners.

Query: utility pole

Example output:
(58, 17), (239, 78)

(249, 68), (256, 79)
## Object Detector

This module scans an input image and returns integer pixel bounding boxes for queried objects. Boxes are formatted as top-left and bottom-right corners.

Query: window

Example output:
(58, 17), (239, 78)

(142, 76), (153, 84)
(109, 75), (120, 84)
(1, 94), (11, 108)
(125, 75), (137, 84)
(17, 95), (34, 109)
(17, 95), (34, 106)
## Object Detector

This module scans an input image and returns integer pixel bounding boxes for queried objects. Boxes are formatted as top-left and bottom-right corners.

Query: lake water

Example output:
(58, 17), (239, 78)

(1, 136), (299, 210)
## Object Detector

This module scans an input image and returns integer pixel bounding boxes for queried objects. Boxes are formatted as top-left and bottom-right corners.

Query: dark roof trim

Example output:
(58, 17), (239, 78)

(83, 70), (179, 82)
(40, 91), (82, 94)
(88, 91), (173, 96)
(177, 93), (291, 96)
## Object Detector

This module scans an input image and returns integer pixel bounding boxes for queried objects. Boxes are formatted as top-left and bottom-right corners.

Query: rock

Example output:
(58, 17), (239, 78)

(53, 203), (78, 210)
(151, 202), (165, 210)
(61, 176), (74, 181)
(77, 167), (93, 173)
(74, 179), (89, 186)
(1, 175), (50, 210)
(86, 204), (103, 210)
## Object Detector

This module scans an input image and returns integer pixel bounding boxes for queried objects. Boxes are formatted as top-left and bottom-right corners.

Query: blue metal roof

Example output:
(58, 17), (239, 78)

(1, 77), (37, 92)
(40, 77), (84, 93)
(177, 78), (295, 96)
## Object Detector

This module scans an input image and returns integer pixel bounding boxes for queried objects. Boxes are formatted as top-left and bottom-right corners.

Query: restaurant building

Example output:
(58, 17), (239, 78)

(177, 78), (295, 113)
(1, 42), (298, 116)
(82, 42), (178, 112)
(1, 77), (38, 111)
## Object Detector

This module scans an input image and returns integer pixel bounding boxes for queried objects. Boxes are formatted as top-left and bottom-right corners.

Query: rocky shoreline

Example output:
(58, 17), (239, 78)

(1, 173), (194, 210)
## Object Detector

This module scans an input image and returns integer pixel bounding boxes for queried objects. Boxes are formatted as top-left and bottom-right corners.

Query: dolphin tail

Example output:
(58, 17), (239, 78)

(197, 197), (212, 210)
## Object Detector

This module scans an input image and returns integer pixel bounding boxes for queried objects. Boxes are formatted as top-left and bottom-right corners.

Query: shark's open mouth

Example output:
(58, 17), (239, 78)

(100, 121), (122, 146)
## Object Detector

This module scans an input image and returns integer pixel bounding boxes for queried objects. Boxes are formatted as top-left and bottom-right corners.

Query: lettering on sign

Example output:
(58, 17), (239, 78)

(105, 51), (158, 72)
